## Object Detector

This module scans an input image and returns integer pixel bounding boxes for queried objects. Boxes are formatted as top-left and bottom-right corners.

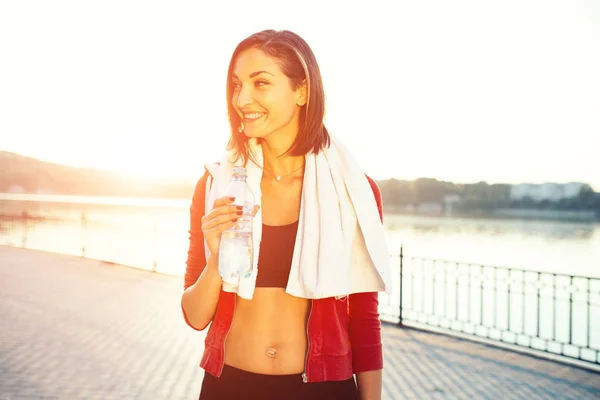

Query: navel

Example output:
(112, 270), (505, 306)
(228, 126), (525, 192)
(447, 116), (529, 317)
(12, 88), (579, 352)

(265, 347), (277, 358)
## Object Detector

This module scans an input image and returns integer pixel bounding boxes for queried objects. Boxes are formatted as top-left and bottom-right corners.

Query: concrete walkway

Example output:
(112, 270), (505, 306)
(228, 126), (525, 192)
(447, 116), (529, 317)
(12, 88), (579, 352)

(1, 246), (598, 400)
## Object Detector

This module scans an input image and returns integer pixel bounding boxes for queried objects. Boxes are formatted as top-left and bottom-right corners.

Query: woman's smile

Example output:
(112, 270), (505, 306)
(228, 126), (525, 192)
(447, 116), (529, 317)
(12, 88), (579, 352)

(244, 112), (266, 120)
(243, 112), (266, 124)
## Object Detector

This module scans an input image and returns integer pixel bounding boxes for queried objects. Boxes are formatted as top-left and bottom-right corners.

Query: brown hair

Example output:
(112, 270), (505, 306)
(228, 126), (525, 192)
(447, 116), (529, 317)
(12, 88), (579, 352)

(225, 29), (330, 165)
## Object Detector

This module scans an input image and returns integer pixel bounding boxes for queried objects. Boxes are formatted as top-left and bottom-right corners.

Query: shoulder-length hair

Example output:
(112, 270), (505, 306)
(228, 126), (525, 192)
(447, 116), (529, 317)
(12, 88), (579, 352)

(225, 29), (330, 166)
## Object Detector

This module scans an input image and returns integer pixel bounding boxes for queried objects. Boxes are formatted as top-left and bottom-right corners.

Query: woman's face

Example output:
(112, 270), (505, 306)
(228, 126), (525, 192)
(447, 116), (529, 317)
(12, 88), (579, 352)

(231, 48), (305, 140)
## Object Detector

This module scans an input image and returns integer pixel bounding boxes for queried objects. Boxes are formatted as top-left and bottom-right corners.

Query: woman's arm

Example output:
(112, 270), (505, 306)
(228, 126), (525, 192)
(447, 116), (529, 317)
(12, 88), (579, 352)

(348, 291), (384, 368)
(181, 173), (222, 330)
(182, 254), (222, 330)
(349, 291), (383, 400)
(351, 175), (385, 399)
(356, 370), (382, 400)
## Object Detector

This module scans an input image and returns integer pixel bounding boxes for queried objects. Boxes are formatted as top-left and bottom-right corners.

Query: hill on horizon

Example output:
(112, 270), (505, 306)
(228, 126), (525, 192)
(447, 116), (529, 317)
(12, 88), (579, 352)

(0, 151), (197, 199)
(1, 151), (596, 209)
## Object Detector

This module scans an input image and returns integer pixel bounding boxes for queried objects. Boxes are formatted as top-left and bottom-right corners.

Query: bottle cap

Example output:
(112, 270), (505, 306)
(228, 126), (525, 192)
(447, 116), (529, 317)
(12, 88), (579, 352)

(232, 167), (247, 177)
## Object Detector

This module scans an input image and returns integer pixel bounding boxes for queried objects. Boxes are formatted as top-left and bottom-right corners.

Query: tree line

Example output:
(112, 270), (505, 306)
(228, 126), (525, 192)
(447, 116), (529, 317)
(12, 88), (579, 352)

(3, 151), (599, 216)
(377, 178), (600, 214)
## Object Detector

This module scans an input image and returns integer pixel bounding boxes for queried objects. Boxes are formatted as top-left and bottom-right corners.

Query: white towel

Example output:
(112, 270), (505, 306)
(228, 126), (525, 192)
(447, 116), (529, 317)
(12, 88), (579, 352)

(204, 135), (392, 300)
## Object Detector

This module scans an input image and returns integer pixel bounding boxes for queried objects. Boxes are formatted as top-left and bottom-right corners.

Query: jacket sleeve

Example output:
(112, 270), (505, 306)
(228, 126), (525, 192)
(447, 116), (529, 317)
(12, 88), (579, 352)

(348, 175), (384, 373)
(181, 171), (210, 330)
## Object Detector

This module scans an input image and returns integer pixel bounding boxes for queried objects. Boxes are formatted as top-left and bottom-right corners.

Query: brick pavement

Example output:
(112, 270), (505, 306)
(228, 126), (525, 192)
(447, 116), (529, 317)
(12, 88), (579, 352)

(1, 246), (599, 400)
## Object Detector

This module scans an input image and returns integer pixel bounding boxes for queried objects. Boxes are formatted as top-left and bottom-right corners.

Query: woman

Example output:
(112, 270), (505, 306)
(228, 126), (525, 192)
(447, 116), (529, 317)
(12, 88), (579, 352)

(181, 29), (390, 400)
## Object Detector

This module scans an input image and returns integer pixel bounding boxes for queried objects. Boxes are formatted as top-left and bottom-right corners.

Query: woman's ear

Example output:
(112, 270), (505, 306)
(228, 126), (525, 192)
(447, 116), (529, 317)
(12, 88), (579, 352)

(296, 80), (308, 107)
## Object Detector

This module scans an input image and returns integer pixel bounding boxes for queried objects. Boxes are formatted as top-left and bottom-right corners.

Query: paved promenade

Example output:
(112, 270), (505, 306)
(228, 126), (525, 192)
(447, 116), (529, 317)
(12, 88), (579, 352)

(1, 245), (599, 400)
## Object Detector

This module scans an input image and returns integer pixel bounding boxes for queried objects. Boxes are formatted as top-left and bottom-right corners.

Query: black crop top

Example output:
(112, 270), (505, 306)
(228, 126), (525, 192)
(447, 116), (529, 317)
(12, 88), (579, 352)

(255, 220), (299, 288)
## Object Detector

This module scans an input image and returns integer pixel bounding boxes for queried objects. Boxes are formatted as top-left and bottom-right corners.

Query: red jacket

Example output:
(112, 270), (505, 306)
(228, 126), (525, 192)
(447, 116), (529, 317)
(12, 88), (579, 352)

(182, 171), (384, 383)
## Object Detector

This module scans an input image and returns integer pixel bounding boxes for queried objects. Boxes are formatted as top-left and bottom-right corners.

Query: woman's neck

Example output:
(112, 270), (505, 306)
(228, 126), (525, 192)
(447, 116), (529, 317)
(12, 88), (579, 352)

(261, 138), (304, 178)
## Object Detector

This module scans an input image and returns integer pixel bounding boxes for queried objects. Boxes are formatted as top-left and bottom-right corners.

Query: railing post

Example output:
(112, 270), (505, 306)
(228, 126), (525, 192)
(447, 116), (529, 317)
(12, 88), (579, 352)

(81, 212), (86, 258)
(587, 278), (591, 351)
(569, 276), (574, 346)
(21, 211), (28, 248)
(152, 220), (158, 272)
(398, 244), (403, 327)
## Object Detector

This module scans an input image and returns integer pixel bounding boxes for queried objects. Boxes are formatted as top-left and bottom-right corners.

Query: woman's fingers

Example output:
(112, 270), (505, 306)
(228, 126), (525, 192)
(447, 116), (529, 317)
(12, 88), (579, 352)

(204, 219), (237, 237)
(202, 211), (241, 231)
(201, 204), (242, 224)
(214, 196), (235, 207)
(201, 197), (259, 237)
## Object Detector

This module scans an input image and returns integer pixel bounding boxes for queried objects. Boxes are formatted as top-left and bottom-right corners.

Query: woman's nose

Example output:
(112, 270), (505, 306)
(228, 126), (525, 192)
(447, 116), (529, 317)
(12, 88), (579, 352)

(236, 85), (253, 108)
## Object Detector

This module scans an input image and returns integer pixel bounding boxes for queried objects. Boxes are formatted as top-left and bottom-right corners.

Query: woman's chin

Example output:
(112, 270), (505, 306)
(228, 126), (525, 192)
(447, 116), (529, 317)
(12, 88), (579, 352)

(243, 128), (264, 139)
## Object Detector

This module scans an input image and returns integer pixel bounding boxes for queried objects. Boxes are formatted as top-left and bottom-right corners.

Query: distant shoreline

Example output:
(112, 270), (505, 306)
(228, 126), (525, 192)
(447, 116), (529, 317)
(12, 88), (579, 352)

(0, 192), (190, 208)
(385, 208), (599, 224)
(2, 192), (598, 224)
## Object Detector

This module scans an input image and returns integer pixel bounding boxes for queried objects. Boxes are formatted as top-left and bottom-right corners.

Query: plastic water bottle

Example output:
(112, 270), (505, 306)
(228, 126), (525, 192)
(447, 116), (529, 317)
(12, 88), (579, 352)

(218, 167), (255, 292)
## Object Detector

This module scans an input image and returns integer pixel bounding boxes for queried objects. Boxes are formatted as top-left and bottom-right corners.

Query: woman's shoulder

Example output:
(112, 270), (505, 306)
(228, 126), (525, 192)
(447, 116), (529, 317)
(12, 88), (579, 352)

(192, 170), (210, 198)
(192, 162), (220, 199)
(364, 175), (381, 198)
(364, 175), (383, 221)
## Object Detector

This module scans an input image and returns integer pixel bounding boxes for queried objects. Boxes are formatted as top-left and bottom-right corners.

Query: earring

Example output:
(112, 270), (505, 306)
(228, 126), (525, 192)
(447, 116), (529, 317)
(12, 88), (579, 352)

(238, 122), (245, 133)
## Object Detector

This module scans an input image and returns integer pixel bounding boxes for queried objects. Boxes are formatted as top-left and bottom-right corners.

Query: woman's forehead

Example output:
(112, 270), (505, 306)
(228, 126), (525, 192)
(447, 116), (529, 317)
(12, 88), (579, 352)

(233, 48), (282, 78)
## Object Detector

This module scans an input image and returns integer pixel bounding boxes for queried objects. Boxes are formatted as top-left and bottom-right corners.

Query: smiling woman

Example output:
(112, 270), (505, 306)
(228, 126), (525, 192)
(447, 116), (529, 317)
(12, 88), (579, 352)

(180, 29), (388, 400)
(231, 49), (306, 141)
(225, 32), (329, 172)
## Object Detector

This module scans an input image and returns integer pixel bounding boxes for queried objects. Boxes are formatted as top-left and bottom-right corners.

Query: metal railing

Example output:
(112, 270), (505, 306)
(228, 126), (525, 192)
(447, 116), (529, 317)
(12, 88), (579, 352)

(2, 208), (599, 368)
(0, 208), (186, 275)
(378, 246), (600, 367)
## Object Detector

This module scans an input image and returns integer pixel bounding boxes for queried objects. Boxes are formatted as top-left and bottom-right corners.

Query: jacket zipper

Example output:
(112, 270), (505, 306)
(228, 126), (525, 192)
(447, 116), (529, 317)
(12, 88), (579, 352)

(220, 293), (237, 376)
(302, 299), (314, 383)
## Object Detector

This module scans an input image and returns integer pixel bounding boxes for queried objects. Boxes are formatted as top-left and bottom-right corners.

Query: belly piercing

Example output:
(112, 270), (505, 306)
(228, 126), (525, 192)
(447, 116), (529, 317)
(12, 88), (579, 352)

(265, 347), (277, 358)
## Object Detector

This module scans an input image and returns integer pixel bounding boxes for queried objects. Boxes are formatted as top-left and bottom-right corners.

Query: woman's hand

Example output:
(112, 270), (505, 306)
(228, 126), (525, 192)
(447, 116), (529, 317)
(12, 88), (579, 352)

(201, 196), (259, 256)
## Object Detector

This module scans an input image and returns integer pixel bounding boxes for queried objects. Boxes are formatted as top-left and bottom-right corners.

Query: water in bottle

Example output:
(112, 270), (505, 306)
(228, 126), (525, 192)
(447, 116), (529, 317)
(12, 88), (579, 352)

(218, 167), (255, 291)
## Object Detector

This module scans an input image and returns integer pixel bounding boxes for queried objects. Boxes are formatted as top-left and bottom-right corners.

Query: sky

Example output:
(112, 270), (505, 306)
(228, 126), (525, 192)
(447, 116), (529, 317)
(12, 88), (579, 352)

(1, 0), (599, 189)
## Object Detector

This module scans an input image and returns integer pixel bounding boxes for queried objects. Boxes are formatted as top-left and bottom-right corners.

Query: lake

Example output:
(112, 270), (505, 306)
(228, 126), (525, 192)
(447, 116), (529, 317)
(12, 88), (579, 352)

(1, 193), (598, 279)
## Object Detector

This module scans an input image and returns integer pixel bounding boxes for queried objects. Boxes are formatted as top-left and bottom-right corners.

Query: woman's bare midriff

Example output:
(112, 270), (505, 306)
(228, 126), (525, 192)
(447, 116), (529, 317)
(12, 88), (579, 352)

(224, 287), (311, 375)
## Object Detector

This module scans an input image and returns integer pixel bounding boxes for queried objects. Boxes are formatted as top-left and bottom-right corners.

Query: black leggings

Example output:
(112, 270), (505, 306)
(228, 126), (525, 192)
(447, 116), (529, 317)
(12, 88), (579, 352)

(199, 364), (359, 400)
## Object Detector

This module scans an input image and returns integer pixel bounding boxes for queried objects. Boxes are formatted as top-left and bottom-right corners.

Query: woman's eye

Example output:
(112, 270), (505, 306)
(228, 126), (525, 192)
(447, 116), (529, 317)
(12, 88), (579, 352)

(231, 80), (268, 90)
